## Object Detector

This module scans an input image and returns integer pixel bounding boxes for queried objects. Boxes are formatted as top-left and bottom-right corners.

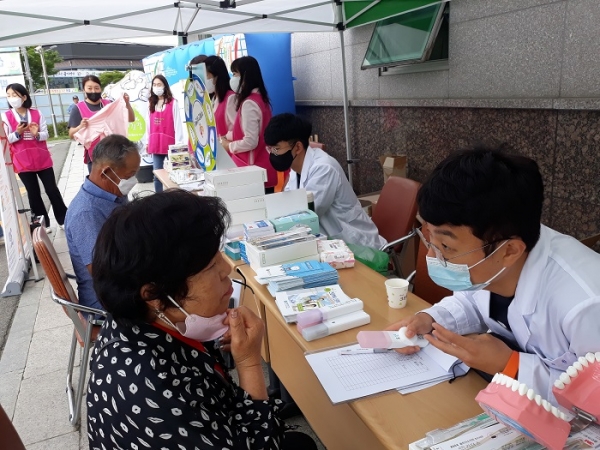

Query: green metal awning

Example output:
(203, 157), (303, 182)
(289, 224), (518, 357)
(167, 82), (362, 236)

(343, 0), (446, 29)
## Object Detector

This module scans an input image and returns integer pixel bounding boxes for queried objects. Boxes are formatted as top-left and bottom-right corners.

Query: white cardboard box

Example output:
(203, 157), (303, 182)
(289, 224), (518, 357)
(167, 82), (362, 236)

(230, 208), (268, 226)
(225, 195), (266, 214)
(245, 239), (319, 269)
(204, 182), (265, 201)
(204, 166), (267, 189)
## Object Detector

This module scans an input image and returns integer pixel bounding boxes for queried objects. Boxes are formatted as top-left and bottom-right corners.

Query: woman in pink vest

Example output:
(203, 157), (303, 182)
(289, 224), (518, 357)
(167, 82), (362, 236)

(203, 55), (236, 138)
(220, 56), (277, 193)
(146, 75), (184, 193)
(68, 75), (134, 173)
(2, 83), (67, 231)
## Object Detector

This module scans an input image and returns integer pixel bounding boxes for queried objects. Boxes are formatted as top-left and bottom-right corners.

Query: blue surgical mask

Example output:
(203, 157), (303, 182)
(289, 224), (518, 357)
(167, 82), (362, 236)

(426, 241), (508, 292)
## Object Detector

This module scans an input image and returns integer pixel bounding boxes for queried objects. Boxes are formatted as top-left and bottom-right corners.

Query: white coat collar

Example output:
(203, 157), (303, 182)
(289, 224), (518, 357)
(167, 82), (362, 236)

(508, 225), (551, 347)
(514, 225), (551, 315)
(298, 146), (319, 187)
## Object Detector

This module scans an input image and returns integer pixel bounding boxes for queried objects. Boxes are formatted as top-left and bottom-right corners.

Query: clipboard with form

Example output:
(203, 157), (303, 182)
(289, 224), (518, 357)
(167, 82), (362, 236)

(305, 343), (469, 404)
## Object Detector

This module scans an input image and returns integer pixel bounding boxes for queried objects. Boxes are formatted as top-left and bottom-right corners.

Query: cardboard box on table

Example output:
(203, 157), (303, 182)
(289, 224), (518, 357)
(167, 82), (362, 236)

(379, 154), (407, 183)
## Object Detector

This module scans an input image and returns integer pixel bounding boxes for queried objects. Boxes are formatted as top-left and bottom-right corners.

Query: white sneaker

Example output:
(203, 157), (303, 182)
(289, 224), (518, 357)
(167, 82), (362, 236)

(58, 224), (64, 230)
(45, 227), (53, 234)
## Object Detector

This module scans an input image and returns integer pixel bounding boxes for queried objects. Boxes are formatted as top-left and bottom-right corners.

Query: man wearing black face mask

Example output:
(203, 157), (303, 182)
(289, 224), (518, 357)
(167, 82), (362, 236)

(264, 113), (386, 249)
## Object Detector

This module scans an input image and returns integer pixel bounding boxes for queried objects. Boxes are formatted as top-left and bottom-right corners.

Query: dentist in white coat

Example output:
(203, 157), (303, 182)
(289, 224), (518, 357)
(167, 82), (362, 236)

(264, 113), (386, 249)
(387, 147), (600, 405)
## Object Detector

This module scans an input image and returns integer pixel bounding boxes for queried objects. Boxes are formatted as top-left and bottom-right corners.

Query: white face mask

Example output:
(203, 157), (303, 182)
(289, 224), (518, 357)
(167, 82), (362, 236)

(152, 86), (164, 97)
(205, 77), (215, 94)
(105, 167), (137, 196)
(229, 76), (240, 93)
(8, 97), (23, 109)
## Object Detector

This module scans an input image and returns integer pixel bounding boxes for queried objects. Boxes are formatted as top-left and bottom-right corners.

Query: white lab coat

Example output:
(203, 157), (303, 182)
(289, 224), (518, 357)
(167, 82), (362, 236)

(422, 225), (600, 404)
(285, 146), (387, 249)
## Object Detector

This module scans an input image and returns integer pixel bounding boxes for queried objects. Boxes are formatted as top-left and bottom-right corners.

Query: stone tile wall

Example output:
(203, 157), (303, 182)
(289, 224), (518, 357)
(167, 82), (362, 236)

(296, 105), (600, 246)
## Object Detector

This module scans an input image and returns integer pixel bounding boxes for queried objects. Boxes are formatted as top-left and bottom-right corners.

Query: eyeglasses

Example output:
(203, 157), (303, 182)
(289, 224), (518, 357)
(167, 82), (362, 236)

(415, 226), (504, 267)
(266, 141), (297, 156)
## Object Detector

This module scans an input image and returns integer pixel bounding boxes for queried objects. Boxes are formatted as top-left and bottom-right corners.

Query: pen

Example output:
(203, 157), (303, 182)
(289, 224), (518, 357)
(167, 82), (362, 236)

(338, 348), (395, 355)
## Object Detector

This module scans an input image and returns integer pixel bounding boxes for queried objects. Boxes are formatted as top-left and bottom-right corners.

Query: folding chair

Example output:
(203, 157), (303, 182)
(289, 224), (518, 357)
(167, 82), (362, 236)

(372, 176), (421, 277)
(32, 226), (106, 428)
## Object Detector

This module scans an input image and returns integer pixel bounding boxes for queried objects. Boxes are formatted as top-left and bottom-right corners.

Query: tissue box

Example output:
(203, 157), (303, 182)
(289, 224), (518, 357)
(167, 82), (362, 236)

(318, 240), (355, 269)
(271, 210), (319, 235)
(204, 182), (265, 201)
(224, 240), (242, 261)
(245, 239), (319, 269)
(204, 166), (267, 189)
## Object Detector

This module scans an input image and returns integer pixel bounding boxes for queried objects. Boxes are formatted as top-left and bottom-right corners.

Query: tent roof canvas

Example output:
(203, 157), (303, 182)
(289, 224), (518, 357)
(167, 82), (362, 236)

(0, 0), (338, 47)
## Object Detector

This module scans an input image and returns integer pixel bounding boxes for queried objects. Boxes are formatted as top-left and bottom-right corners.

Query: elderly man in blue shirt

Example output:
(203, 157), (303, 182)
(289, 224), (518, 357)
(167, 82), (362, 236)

(65, 134), (140, 310)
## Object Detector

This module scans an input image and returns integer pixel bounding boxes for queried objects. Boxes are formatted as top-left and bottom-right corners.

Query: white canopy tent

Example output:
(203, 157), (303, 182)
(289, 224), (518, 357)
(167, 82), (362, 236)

(0, 0), (445, 185)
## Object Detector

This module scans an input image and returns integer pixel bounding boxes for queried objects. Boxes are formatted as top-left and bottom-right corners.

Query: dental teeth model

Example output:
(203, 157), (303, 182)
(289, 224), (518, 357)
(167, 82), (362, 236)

(476, 374), (571, 450)
(552, 352), (600, 424)
(476, 352), (600, 450)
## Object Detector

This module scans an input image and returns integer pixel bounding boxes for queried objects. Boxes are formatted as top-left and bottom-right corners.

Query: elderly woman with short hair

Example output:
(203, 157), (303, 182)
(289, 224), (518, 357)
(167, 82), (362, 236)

(86, 190), (316, 450)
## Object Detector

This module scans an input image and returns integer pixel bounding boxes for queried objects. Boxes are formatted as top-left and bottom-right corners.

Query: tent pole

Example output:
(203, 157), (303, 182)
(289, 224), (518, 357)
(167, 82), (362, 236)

(339, 29), (354, 188)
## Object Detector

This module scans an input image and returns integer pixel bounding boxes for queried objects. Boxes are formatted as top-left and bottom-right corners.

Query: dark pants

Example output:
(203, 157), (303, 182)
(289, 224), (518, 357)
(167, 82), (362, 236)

(283, 431), (318, 450)
(19, 168), (68, 227)
(152, 154), (167, 193)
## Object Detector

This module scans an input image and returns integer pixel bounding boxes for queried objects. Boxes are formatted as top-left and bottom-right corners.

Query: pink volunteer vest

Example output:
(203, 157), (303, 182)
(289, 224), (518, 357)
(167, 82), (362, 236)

(231, 93), (276, 188)
(6, 109), (53, 174)
(147, 100), (175, 155)
(214, 91), (234, 137)
(77, 99), (111, 163)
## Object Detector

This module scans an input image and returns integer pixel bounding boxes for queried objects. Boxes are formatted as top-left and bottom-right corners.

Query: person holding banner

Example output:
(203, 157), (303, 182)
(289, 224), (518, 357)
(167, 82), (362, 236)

(146, 74), (184, 193)
(2, 83), (68, 232)
(220, 56), (278, 193)
(68, 75), (135, 173)
(204, 55), (236, 138)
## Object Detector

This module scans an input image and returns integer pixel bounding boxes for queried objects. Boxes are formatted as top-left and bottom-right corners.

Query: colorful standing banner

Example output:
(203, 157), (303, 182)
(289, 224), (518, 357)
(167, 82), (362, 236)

(183, 74), (217, 171)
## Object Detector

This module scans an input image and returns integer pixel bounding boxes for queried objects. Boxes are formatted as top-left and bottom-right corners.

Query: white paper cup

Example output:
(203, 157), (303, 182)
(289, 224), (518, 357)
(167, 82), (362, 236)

(385, 278), (409, 309)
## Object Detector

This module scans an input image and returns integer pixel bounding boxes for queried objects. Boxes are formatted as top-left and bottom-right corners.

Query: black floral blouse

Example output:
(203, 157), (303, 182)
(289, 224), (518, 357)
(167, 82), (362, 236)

(87, 316), (285, 449)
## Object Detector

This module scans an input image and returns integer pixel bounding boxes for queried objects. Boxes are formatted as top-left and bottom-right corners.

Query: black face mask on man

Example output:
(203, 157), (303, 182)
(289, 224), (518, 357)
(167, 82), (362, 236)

(269, 150), (295, 172)
(86, 92), (102, 102)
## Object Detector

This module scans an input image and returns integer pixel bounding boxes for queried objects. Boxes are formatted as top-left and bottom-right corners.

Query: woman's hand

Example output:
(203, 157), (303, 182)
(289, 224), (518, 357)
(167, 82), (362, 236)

(226, 306), (264, 369)
(79, 118), (88, 131)
(220, 137), (231, 152)
(123, 93), (130, 104)
(384, 313), (435, 355)
(29, 122), (39, 137)
(16, 122), (28, 134)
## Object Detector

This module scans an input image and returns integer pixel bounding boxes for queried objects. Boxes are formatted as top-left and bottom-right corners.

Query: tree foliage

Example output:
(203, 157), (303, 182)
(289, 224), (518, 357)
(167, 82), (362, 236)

(99, 71), (126, 87)
(20, 47), (62, 91)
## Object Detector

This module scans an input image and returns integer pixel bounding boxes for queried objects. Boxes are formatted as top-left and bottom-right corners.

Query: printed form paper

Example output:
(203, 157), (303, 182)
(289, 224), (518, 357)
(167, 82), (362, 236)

(305, 343), (457, 404)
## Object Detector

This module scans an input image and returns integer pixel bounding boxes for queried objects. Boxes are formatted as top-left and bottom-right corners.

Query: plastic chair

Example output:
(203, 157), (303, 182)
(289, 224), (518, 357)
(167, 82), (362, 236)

(32, 226), (106, 428)
(372, 176), (421, 277)
(581, 233), (600, 249)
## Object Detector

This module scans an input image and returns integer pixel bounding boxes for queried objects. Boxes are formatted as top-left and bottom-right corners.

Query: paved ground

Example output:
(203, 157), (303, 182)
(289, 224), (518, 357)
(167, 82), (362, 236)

(0, 140), (70, 359)
(0, 144), (324, 449)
